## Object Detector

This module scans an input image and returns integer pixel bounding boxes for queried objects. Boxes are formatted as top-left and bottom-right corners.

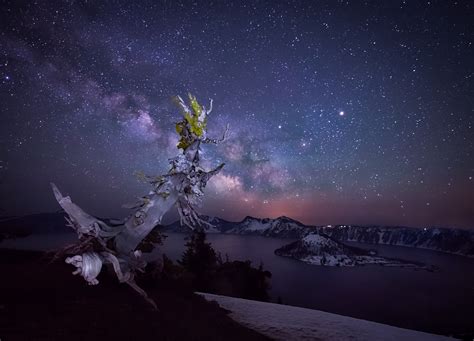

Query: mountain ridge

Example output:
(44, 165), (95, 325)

(163, 216), (474, 257)
(1, 211), (473, 257)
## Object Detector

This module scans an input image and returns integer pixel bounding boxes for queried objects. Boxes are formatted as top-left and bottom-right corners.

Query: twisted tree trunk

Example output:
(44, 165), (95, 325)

(50, 94), (228, 309)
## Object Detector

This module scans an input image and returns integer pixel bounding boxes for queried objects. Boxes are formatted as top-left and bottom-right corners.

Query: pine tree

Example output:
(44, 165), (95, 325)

(179, 230), (218, 290)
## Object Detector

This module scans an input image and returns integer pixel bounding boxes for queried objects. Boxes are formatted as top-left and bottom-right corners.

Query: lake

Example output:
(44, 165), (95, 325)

(2, 232), (474, 337)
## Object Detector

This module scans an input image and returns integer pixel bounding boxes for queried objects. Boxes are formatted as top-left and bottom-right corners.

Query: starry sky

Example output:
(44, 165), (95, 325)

(0, 0), (473, 228)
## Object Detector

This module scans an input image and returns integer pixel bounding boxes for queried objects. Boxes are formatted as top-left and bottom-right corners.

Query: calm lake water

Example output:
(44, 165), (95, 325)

(2, 232), (474, 336)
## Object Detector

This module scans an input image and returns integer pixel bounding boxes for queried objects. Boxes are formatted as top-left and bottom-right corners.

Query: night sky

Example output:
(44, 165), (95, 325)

(0, 1), (473, 228)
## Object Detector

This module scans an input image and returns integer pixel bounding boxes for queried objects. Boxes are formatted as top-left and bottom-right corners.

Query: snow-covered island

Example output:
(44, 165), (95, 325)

(275, 232), (434, 269)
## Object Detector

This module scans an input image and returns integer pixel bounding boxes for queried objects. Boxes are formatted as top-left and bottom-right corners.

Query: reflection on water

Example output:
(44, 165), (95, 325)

(2, 232), (474, 335)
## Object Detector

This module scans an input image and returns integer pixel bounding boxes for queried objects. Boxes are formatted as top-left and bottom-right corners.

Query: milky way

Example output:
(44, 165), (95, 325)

(0, 1), (473, 227)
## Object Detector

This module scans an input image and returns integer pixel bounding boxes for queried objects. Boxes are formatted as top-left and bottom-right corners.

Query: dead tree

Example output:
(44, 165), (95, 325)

(51, 94), (229, 309)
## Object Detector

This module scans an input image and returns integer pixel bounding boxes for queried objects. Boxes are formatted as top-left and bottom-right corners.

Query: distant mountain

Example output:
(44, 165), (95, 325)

(314, 225), (474, 258)
(230, 216), (309, 238)
(164, 217), (474, 257)
(163, 215), (310, 238)
(1, 211), (473, 258)
(162, 215), (235, 234)
(0, 211), (71, 238)
(275, 232), (434, 269)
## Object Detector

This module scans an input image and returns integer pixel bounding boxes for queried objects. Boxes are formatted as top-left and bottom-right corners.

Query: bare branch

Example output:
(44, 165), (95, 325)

(206, 98), (213, 115)
(175, 95), (191, 116)
(203, 124), (230, 145)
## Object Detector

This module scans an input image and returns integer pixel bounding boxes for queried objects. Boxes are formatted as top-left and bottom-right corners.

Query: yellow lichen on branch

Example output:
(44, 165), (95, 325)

(174, 93), (208, 149)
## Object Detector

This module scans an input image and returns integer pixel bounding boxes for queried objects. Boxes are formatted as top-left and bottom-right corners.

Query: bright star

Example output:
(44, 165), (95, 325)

(339, 111), (344, 116)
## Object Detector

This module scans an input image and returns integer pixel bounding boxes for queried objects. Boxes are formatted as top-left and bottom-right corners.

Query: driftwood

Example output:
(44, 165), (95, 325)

(51, 94), (228, 309)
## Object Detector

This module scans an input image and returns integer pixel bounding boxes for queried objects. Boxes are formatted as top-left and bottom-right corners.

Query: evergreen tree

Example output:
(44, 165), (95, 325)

(179, 230), (218, 290)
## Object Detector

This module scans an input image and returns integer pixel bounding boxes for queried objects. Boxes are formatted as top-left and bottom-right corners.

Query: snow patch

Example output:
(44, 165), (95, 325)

(197, 292), (454, 341)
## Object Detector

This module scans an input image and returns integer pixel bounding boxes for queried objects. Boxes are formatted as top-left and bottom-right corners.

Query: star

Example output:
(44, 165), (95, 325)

(0, 0), (471, 228)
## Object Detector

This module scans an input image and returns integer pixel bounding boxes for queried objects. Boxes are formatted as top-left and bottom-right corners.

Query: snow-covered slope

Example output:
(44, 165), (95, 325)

(275, 232), (433, 269)
(227, 216), (308, 237)
(164, 215), (309, 238)
(197, 292), (453, 341)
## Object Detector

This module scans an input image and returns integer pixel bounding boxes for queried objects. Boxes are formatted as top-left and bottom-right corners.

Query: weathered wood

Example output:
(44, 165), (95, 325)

(51, 94), (228, 309)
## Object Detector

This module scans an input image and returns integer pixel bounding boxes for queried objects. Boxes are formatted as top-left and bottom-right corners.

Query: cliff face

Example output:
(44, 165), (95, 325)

(315, 225), (474, 257)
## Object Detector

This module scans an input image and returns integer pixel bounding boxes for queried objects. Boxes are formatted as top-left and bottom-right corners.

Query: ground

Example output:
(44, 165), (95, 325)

(0, 248), (269, 341)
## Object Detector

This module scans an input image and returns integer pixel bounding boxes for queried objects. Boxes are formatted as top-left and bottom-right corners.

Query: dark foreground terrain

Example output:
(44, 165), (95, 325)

(0, 248), (269, 341)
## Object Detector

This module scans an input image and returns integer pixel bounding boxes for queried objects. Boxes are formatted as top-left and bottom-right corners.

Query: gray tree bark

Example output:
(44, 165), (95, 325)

(51, 94), (228, 309)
